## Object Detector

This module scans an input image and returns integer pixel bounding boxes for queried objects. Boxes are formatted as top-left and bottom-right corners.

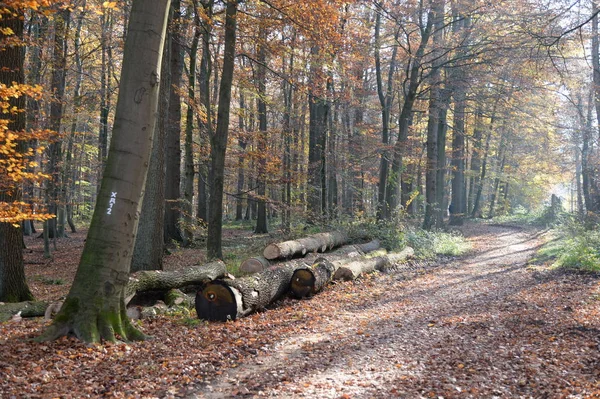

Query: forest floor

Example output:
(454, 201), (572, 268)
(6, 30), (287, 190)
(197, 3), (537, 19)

(1, 222), (600, 398)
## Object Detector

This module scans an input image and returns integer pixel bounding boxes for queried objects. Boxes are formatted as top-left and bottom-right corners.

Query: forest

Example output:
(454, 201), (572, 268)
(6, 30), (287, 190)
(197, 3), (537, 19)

(1, 0), (600, 397)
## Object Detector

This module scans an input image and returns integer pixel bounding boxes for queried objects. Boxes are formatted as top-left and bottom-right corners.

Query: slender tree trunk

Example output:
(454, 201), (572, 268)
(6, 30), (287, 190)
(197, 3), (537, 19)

(467, 107), (483, 215)
(164, 0), (184, 244)
(471, 116), (499, 218)
(38, 0), (170, 343)
(236, 91), (247, 221)
(197, 0), (213, 224)
(449, 84), (466, 225)
(374, 12), (398, 220)
(255, 34), (268, 234)
(307, 46), (328, 224)
(423, 1), (445, 230)
(182, 7), (202, 245)
(207, 0), (238, 259)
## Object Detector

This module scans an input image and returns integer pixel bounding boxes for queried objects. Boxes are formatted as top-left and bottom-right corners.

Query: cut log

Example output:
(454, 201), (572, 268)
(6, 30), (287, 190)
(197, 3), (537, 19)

(290, 257), (355, 298)
(334, 247), (415, 281)
(239, 256), (271, 274)
(0, 301), (48, 322)
(125, 260), (226, 304)
(196, 262), (306, 321)
(263, 231), (349, 260)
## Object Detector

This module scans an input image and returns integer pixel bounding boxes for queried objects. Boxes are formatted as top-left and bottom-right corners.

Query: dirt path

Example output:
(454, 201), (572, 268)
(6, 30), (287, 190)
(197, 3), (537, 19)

(196, 223), (600, 398)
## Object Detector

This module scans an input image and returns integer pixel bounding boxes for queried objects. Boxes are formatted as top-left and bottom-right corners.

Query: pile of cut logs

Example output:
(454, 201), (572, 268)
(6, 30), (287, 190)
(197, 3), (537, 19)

(0, 231), (414, 323)
(195, 231), (413, 321)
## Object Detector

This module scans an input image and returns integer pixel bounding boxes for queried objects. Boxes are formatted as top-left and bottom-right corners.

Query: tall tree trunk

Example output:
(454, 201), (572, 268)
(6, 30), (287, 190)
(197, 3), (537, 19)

(307, 46), (328, 224)
(38, 0), (170, 343)
(467, 107), (483, 215)
(374, 11), (398, 220)
(64, 2), (87, 234)
(131, 32), (170, 273)
(449, 84), (466, 225)
(197, 0), (213, 224)
(98, 10), (111, 184)
(255, 34), (268, 234)
(236, 90), (247, 221)
(0, 8), (34, 303)
(182, 7), (202, 246)
(164, 0), (184, 244)
(45, 8), (70, 241)
(423, 0), (445, 230)
(207, 0), (238, 260)
(471, 115), (499, 218)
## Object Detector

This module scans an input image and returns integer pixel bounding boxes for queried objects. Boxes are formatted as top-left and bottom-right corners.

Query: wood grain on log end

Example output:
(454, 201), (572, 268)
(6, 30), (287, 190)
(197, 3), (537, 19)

(195, 281), (240, 321)
(239, 256), (270, 274)
(291, 268), (315, 298)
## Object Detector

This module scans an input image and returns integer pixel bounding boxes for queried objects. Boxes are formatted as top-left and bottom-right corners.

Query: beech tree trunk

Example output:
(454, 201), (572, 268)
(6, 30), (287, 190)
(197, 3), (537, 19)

(207, 0), (238, 259)
(164, 0), (184, 244)
(196, 262), (303, 321)
(131, 40), (170, 272)
(37, 0), (170, 343)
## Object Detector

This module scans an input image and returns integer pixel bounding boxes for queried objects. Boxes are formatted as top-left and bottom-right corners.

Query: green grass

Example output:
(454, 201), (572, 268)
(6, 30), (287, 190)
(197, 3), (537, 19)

(406, 229), (471, 259)
(531, 225), (600, 273)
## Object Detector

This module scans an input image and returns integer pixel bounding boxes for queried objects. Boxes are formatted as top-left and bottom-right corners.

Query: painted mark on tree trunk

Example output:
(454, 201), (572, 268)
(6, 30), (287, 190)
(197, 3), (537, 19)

(107, 192), (117, 215)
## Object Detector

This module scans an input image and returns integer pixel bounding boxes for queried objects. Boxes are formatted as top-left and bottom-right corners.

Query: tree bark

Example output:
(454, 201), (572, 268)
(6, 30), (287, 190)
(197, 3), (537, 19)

(263, 231), (350, 260)
(164, 0), (184, 244)
(207, 0), (238, 259)
(0, 8), (34, 303)
(126, 260), (226, 304)
(131, 38), (170, 272)
(255, 33), (268, 234)
(333, 247), (414, 281)
(196, 261), (303, 321)
(37, 0), (171, 343)
(182, 5), (202, 246)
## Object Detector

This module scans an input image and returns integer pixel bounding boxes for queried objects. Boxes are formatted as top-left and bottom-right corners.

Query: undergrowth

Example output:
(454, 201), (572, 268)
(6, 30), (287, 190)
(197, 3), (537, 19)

(532, 216), (600, 273)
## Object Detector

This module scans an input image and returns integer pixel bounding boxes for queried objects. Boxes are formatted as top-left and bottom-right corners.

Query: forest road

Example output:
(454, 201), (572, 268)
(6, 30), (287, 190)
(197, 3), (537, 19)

(194, 223), (600, 398)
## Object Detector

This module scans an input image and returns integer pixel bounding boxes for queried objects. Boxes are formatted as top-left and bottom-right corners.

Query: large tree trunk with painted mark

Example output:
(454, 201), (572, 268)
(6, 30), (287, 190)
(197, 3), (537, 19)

(263, 231), (350, 260)
(196, 262), (306, 321)
(37, 0), (171, 343)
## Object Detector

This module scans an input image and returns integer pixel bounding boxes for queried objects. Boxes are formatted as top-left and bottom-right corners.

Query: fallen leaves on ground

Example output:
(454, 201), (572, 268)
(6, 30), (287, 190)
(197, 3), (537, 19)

(1, 223), (599, 398)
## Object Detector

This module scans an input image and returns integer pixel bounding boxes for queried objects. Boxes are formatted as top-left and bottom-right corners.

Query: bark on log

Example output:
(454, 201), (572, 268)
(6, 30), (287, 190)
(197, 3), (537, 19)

(240, 239), (381, 275)
(196, 262), (307, 321)
(263, 231), (349, 260)
(291, 247), (414, 297)
(334, 247), (415, 281)
(125, 260), (226, 304)
(0, 301), (48, 322)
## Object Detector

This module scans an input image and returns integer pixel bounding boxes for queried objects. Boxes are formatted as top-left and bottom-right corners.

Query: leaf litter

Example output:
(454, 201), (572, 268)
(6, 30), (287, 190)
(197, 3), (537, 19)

(1, 223), (599, 398)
